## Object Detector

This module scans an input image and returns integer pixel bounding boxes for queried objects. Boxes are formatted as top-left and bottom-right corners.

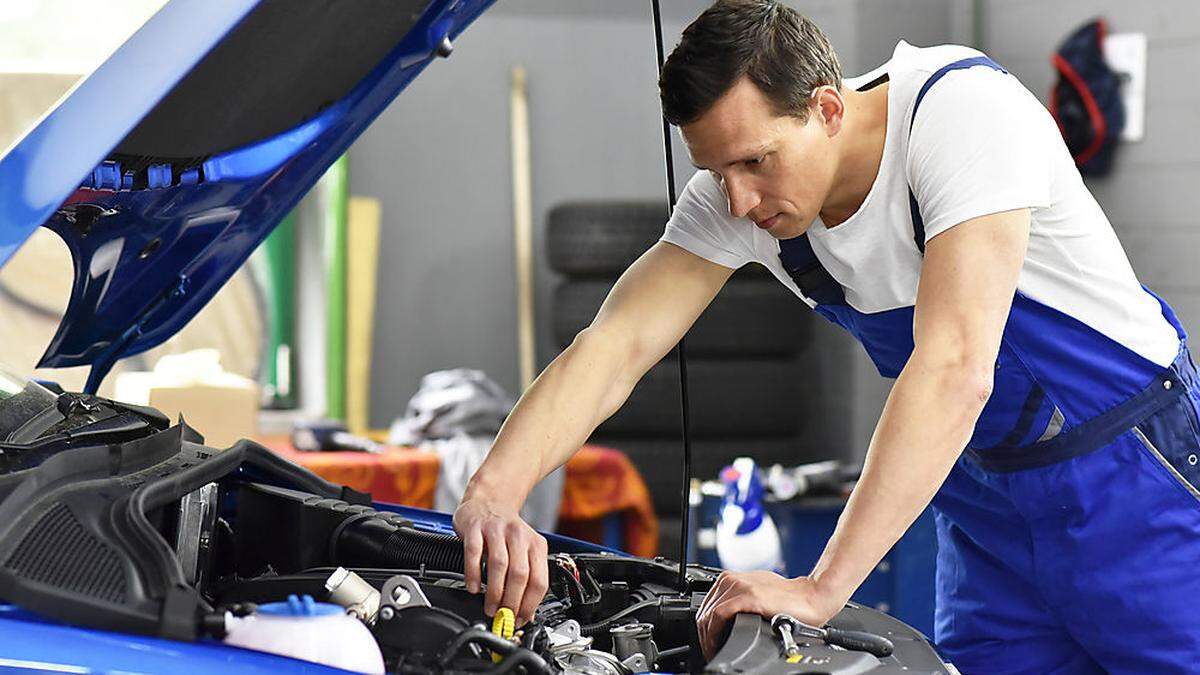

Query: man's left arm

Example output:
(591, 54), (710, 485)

(696, 208), (1030, 658)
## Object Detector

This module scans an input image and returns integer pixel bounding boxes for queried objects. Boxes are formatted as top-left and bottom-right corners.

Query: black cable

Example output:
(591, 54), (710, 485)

(658, 645), (690, 659)
(650, 2), (678, 209)
(649, 0), (694, 595)
(579, 597), (661, 637)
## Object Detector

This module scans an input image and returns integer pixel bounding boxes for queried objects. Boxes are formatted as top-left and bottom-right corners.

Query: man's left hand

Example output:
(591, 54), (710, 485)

(696, 571), (847, 660)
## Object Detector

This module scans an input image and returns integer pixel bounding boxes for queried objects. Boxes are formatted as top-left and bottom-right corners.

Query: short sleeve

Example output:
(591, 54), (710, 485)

(660, 171), (756, 269)
(906, 67), (1054, 243)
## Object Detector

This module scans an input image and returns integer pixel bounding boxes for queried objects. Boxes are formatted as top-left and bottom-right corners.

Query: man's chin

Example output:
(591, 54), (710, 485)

(768, 219), (811, 240)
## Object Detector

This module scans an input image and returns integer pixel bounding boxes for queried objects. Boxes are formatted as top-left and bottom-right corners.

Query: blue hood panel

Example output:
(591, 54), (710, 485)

(0, 0), (494, 391)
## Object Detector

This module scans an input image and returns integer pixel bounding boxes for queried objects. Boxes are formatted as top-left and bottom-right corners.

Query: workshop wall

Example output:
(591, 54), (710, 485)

(981, 0), (1200, 340)
(349, 1), (665, 427)
(350, 1), (964, 458)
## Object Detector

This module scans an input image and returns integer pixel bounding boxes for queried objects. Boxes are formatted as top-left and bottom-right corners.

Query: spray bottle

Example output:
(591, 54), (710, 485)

(715, 457), (785, 574)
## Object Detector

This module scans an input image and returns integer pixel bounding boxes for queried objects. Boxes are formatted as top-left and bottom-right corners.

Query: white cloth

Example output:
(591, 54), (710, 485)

(389, 369), (563, 531)
(420, 433), (563, 532)
(661, 40), (1179, 368)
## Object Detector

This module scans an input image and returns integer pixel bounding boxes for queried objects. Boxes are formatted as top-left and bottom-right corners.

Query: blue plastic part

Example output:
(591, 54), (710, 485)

(90, 161), (122, 190)
(0, 605), (359, 674)
(258, 594), (343, 617)
(0, 0), (497, 391)
(147, 163), (171, 189)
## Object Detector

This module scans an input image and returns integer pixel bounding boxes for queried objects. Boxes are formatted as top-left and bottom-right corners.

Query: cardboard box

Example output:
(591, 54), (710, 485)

(147, 382), (258, 449)
(114, 350), (259, 449)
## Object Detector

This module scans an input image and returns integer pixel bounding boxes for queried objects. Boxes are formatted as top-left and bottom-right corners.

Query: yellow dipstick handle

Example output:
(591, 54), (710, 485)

(491, 608), (516, 662)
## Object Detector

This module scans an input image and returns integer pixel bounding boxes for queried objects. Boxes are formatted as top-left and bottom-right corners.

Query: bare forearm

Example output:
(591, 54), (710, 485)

(809, 354), (991, 600)
(464, 327), (642, 508)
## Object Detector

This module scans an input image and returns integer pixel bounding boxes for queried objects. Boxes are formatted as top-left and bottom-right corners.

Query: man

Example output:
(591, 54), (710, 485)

(454, 1), (1200, 672)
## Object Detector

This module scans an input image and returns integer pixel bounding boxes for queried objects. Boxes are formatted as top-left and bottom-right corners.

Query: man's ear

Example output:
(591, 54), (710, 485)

(811, 85), (845, 137)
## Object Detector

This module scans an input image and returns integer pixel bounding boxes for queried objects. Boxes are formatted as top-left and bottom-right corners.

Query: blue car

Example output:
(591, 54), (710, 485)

(0, 1), (948, 672)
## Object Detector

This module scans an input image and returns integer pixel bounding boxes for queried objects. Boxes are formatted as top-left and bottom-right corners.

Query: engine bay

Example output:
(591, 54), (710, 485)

(0, 387), (951, 674)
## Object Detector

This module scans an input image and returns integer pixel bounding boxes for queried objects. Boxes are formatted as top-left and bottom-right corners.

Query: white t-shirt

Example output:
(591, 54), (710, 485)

(661, 40), (1179, 368)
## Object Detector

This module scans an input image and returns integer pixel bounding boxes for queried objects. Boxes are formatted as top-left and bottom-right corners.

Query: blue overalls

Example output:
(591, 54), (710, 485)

(781, 58), (1200, 674)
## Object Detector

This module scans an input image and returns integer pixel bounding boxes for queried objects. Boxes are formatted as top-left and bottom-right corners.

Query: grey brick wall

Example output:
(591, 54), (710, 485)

(981, 0), (1200, 339)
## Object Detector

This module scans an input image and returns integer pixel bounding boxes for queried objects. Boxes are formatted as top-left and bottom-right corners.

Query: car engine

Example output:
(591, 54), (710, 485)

(0, 381), (952, 673)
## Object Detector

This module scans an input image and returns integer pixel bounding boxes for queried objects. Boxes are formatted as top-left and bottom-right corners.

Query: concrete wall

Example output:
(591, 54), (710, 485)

(351, 2), (961, 459)
(980, 0), (1200, 339)
(350, 1), (664, 425)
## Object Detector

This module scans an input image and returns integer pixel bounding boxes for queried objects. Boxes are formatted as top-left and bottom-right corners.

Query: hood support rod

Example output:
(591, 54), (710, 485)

(649, 0), (694, 595)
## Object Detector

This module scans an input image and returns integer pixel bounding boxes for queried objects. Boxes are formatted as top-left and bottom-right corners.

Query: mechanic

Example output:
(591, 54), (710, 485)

(454, 1), (1200, 672)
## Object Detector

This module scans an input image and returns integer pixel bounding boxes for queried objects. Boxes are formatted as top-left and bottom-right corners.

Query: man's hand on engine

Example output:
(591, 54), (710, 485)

(453, 496), (549, 626)
(696, 571), (848, 661)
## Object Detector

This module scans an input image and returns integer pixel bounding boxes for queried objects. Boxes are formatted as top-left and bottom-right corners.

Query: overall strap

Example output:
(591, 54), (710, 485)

(778, 232), (845, 305)
(908, 55), (1008, 253)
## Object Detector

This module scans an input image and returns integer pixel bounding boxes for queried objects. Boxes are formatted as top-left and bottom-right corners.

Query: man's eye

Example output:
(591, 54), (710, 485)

(746, 155), (766, 166)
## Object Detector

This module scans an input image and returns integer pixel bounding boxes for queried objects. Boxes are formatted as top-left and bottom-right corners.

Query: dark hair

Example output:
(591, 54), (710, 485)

(659, 0), (843, 126)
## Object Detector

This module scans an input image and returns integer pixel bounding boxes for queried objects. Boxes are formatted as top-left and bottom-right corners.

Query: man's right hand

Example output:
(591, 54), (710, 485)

(450, 243), (732, 627)
(453, 495), (549, 626)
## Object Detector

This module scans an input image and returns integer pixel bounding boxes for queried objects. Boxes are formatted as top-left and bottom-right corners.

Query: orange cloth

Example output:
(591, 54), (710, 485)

(262, 438), (440, 508)
(258, 437), (658, 557)
(558, 444), (659, 558)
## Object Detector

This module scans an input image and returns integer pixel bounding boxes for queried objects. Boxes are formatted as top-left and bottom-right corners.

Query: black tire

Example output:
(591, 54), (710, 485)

(589, 436), (821, 515)
(547, 201), (667, 276)
(553, 276), (811, 356)
(596, 359), (809, 437)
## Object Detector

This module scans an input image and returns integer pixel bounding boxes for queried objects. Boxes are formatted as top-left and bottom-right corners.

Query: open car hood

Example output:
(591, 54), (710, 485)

(0, 0), (494, 392)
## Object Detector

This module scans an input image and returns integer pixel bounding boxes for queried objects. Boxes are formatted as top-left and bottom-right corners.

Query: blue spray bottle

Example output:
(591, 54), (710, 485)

(715, 457), (785, 573)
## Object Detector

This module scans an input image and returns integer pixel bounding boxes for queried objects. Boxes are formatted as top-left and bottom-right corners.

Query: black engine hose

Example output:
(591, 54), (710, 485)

(482, 649), (555, 675)
(579, 598), (661, 637)
(436, 628), (552, 674)
(438, 628), (515, 666)
(334, 516), (466, 572)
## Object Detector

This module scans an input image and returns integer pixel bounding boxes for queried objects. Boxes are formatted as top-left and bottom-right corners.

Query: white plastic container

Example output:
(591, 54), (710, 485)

(715, 457), (785, 574)
(223, 594), (385, 674)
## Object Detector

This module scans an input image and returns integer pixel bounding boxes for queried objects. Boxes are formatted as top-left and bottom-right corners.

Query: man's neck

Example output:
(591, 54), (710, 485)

(819, 84), (889, 228)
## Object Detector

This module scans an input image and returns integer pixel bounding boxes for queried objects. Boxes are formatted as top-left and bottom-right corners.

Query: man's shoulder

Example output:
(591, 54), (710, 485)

(890, 41), (989, 78)
(893, 41), (1033, 131)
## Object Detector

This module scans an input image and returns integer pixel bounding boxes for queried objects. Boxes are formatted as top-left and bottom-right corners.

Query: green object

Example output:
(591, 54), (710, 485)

(256, 211), (298, 409)
(324, 155), (350, 420)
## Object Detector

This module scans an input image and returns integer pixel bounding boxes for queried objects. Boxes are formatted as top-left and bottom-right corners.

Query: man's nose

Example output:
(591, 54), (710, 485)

(724, 176), (760, 219)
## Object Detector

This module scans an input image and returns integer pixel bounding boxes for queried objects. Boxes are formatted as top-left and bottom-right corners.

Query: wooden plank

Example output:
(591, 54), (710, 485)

(345, 195), (381, 434)
(511, 66), (536, 390)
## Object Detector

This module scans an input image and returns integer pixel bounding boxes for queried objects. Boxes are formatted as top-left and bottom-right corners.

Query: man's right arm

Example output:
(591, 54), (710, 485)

(454, 241), (735, 623)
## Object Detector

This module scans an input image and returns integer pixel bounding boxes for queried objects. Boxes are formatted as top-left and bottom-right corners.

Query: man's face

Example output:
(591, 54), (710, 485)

(681, 76), (837, 239)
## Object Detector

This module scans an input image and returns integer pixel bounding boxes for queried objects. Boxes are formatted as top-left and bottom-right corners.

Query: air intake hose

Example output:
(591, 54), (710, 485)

(332, 516), (466, 573)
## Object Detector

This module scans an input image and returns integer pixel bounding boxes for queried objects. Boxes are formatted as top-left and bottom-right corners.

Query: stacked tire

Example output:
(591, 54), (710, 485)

(547, 201), (828, 556)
